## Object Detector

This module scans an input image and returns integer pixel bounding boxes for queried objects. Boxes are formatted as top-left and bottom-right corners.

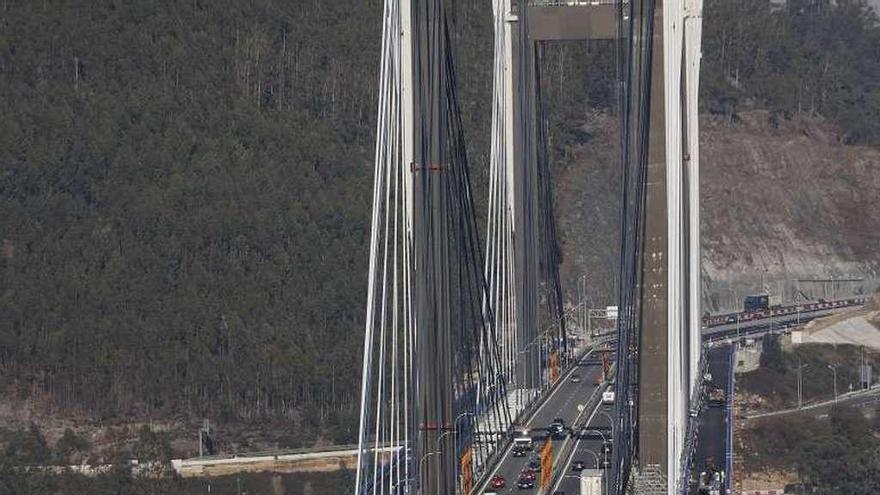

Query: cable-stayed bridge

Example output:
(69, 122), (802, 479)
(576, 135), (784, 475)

(355, 0), (704, 494)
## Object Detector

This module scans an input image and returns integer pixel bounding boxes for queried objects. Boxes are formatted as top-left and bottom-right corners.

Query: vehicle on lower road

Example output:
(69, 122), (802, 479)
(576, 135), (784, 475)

(572, 460), (586, 471)
(708, 386), (726, 406)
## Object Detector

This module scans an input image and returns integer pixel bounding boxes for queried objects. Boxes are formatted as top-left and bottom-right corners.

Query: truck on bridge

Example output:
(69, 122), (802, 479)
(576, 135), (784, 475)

(513, 432), (533, 452)
(744, 293), (781, 312)
(580, 469), (603, 495)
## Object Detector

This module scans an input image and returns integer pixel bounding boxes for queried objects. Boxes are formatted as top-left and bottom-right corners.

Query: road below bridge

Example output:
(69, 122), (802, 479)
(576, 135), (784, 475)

(691, 344), (733, 495)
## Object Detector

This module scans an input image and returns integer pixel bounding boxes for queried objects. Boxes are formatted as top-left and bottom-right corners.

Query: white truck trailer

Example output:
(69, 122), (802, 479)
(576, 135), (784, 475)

(580, 469), (603, 495)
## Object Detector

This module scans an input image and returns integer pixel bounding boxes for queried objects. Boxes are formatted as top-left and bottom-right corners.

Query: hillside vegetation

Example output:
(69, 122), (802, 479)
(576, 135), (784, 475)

(702, 0), (880, 144)
(0, 0), (878, 463)
(742, 405), (880, 494)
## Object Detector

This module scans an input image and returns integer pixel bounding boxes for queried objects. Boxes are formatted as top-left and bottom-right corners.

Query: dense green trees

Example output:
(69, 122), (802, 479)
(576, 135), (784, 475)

(0, 0), (494, 448)
(0, 0), (877, 457)
(746, 405), (880, 494)
(0, 0), (385, 443)
(703, 0), (880, 143)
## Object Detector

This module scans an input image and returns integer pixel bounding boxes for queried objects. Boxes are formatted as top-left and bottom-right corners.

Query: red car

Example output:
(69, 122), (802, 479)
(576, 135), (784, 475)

(520, 469), (536, 481)
(490, 475), (506, 489)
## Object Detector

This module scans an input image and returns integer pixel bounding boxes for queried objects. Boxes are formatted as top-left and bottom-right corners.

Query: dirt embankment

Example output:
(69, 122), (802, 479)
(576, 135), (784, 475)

(556, 112), (880, 309)
(700, 111), (880, 286)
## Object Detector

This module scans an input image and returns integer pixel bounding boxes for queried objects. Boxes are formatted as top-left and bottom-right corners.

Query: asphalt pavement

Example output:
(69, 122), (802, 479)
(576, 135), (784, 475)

(691, 344), (732, 493)
(549, 402), (614, 495)
(479, 353), (607, 494)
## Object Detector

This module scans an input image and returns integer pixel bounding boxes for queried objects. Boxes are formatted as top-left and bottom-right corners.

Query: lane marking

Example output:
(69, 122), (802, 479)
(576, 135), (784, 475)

(476, 348), (598, 493)
(549, 389), (604, 494)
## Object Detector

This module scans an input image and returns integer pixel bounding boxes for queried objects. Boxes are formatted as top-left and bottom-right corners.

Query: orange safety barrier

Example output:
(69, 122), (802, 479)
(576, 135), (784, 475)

(460, 448), (473, 494)
(550, 351), (559, 383)
(540, 438), (553, 488)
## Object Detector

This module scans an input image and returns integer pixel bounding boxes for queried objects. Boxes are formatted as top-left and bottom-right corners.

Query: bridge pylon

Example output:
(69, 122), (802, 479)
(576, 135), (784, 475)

(615, 0), (704, 493)
(355, 1), (512, 495)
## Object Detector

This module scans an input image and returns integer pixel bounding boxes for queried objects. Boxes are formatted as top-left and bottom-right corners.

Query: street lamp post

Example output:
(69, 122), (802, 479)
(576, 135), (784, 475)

(581, 275), (587, 337)
(418, 451), (442, 494)
(580, 448), (600, 469)
(518, 340), (540, 407)
(437, 430), (455, 452)
(392, 477), (417, 495)
(452, 411), (475, 466)
(827, 364), (838, 402)
(585, 429), (608, 447)
(728, 286), (739, 312)
(598, 411), (615, 436)
(797, 358), (809, 409)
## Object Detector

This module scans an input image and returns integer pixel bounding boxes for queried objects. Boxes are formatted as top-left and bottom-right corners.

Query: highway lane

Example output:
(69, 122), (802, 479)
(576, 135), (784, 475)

(702, 307), (843, 342)
(478, 353), (608, 494)
(691, 344), (732, 493)
(551, 402), (614, 495)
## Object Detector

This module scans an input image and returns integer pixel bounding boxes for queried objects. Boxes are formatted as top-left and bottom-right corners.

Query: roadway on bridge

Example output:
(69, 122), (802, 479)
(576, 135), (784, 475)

(478, 352), (607, 493)
(550, 402), (613, 495)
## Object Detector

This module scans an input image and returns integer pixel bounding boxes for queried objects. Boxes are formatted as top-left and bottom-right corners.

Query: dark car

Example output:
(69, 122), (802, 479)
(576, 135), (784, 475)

(572, 460), (586, 471)
(512, 447), (527, 457)
(570, 374), (582, 383)
(548, 420), (566, 438)
(517, 478), (535, 489)
(527, 459), (541, 471)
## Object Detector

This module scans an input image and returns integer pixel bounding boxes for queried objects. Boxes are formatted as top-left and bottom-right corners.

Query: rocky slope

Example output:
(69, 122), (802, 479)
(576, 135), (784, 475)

(700, 112), (880, 309)
(554, 111), (880, 312)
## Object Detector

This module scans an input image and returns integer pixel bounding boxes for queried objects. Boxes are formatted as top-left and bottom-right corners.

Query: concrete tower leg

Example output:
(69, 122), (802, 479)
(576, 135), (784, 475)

(409, 1), (455, 493)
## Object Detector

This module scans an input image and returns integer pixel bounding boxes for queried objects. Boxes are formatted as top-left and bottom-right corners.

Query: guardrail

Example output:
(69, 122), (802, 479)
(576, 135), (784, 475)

(169, 443), (400, 478)
(725, 345), (735, 495)
(679, 350), (711, 494)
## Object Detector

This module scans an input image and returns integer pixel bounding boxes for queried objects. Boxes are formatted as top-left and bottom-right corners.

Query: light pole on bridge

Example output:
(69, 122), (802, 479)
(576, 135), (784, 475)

(517, 338), (544, 406)
(417, 451), (443, 495)
(728, 286), (739, 313)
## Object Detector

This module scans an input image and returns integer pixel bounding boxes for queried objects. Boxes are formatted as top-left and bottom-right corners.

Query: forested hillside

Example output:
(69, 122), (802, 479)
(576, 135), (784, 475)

(1, 0), (878, 465)
(1, 0), (386, 446)
(701, 0), (880, 144)
(0, 0), (497, 452)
